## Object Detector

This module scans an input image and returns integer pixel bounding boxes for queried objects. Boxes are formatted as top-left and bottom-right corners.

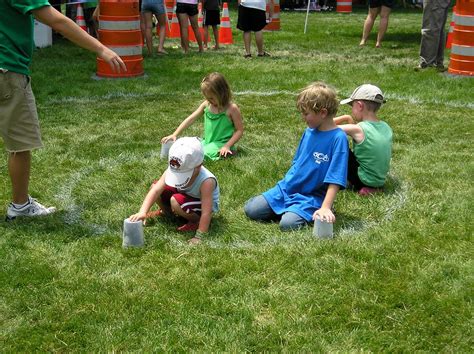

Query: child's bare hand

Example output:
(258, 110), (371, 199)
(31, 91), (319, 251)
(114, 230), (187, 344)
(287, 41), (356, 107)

(219, 146), (233, 158)
(129, 211), (146, 222)
(161, 135), (177, 143)
(313, 208), (335, 223)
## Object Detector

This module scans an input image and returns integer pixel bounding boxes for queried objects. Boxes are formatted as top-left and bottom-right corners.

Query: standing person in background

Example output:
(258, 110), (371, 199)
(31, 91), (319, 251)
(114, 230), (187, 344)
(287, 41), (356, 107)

(176, 0), (204, 53)
(416, 0), (450, 71)
(359, 0), (394, 48)
(1, 1), (126, 221)
(142, 0), (168, 55)
(237, 0), (274, 57)
(202, 0), (221, 50)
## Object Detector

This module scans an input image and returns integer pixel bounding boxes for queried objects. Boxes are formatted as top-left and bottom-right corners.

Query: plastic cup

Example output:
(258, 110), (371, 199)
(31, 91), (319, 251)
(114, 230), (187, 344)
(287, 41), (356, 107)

(313, 218), (334, 239)
(160, 140), (174, 159)
(122, 218), (144, 247)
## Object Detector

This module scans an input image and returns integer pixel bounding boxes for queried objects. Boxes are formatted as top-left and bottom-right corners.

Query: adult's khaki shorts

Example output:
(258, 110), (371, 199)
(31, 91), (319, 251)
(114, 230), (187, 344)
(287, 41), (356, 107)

(0, 70), (43, 152)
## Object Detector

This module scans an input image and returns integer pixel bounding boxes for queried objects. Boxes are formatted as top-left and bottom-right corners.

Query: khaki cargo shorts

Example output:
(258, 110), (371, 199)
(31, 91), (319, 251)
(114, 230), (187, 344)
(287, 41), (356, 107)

(0, 69), (43, 152)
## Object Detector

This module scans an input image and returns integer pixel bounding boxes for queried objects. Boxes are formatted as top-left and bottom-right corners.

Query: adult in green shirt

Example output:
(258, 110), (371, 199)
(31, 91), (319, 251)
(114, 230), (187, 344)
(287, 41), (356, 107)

(1, 0), (126, 221)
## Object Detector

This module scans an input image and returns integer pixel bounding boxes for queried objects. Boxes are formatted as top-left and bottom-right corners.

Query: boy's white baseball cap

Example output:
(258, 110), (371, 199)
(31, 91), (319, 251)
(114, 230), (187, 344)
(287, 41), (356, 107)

(340, 84), (386, 105)
(165, 137), (204, 188)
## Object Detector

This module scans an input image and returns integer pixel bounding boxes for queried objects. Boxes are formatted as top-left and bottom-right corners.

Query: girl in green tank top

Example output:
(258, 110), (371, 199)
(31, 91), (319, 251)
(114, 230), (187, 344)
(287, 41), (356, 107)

(162, 72), (244, 161)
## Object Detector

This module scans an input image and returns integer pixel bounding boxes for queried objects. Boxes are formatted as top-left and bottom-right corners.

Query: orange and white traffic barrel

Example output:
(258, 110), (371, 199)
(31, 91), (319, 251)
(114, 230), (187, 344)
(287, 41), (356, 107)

(446, 6), (456, 49)
(448, 1), (474, 76)
(336, 0), (352, 13)
(96, 0), (144, 78)
(265, 0), (280, 31)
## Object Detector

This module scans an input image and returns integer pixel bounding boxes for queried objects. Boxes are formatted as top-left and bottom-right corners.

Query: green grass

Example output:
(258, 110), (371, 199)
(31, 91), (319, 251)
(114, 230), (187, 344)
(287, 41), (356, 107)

(1, 7), (473, 351)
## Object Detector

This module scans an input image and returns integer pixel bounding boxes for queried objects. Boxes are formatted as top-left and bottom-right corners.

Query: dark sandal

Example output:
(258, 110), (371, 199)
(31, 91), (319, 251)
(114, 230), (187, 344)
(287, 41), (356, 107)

(243, 53), (252, 58)
(257, 51), (271, 57)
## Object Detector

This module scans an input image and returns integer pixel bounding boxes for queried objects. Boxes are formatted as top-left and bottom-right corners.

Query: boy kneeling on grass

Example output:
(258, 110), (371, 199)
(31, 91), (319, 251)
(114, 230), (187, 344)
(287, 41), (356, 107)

(244, 82), (349, 231)
(129, 137), (219, 244)
(335, 84), (393, 196)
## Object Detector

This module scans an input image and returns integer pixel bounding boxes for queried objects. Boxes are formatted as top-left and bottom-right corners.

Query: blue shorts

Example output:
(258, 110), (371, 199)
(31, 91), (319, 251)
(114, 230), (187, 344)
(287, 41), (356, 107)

(141, 0), (165, 15)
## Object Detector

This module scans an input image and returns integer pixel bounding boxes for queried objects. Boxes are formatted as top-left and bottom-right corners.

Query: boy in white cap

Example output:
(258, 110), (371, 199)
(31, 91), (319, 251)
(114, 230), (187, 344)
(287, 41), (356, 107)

(129, 137), (220, 244)
(335, 84), (393, 196)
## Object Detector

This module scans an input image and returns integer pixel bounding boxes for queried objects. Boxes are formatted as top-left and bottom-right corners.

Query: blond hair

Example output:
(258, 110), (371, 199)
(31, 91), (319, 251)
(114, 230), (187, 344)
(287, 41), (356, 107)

(200, 72), (232, 109)
(296, 82), (339, 118)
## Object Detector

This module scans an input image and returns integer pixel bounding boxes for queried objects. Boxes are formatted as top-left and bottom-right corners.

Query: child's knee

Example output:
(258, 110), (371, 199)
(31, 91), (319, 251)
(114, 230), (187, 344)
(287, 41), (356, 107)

(169, 196), (182, 212)
(279, 212), (307, 231)
(244, 195), (265, 220)
(243, 197), (258, 219)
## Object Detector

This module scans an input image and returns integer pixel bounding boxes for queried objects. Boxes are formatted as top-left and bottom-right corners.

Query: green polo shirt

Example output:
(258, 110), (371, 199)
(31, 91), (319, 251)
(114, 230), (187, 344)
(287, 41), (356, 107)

(0, 0), (51, 75)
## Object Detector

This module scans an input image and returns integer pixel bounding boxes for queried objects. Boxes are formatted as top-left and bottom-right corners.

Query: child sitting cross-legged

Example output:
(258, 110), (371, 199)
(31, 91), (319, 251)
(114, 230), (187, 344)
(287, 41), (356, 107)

(244, 82), (349, 231)
(129, 137), (220, 244)
(335, 84), (393, 196)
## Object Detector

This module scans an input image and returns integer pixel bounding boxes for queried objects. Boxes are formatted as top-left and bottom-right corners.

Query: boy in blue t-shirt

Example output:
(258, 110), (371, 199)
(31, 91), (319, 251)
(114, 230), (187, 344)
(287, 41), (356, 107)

(244, 82), (349, 231)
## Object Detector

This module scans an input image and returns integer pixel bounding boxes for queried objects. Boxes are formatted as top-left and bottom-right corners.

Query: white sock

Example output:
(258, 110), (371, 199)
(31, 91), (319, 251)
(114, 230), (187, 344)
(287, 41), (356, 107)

(12, 199), (30, 209)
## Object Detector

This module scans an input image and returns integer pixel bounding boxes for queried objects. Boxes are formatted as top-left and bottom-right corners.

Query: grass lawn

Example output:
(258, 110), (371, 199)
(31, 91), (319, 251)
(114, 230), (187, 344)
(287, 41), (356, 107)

(1, 6), (473, 351)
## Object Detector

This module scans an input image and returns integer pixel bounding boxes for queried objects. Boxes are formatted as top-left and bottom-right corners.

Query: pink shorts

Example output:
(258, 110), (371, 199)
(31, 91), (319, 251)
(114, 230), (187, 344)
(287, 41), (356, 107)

(161, 185), (201, 214)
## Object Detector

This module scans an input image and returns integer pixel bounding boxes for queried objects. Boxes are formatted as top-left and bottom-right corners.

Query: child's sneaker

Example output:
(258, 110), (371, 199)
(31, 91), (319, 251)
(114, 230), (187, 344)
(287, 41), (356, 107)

(177, 222), (199, 232)
(6, 196), (56, 221)
(358, 187), (382, 196)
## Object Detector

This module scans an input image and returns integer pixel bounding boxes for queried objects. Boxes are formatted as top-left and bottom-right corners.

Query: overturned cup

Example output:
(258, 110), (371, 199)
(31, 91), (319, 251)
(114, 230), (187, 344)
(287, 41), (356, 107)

(160, 140), (174, 159)
(122, 218), (144, 247)
(313, 218), (334, 239)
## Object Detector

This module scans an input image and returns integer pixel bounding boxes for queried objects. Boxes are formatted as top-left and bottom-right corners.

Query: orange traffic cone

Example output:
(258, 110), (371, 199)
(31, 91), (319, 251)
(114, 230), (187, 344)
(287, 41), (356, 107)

(219, 2), (233, 45)
(76, 3), (87, 31)
(165, 0), (175, 23)
(169, 6), (181, 38)
(446, 6), (456, 49)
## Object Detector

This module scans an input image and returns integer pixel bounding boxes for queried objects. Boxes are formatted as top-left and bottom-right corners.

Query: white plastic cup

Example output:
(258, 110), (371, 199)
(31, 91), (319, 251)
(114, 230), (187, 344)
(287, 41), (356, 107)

(122, 218), (144, 247)
(160, 140), (174, 159)
(313, 218), (334, 239)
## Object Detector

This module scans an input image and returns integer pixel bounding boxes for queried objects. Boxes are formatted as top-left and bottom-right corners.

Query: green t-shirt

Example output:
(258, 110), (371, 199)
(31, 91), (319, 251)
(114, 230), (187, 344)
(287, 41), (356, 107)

(0, 0), (51, 75)
(353, 120), (393, 188)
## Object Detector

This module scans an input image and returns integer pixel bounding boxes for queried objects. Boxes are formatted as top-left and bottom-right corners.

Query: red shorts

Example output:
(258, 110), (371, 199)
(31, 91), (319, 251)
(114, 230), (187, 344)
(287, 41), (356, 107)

(161, 185), (201, 214)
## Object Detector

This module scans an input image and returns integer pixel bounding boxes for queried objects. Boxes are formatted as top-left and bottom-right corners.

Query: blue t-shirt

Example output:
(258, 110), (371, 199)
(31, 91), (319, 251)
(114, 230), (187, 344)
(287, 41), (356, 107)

(263, 127), (349, 221)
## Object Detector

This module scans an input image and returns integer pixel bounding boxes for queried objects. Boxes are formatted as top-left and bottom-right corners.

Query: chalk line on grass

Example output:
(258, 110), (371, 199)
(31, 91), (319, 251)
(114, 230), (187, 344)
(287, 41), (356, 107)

(55, 152), (160, 236)
(46, 90), (473, 110)
(55, 151), (408, 248)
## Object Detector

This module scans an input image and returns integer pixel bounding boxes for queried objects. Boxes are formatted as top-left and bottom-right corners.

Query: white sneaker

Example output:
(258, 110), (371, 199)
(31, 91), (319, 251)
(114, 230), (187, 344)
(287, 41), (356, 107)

(6, 196), (56, 221)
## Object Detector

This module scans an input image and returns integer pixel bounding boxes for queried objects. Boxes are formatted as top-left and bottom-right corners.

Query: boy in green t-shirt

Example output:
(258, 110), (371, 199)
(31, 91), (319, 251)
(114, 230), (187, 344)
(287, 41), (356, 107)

(335, 84), (393, 196)
(1, 0), (126, 221)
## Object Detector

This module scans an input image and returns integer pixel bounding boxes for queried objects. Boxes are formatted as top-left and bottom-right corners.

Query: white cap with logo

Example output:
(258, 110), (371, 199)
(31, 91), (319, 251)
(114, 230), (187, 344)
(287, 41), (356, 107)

(340, 84), (386, 105)
(165, 137), (204, 188)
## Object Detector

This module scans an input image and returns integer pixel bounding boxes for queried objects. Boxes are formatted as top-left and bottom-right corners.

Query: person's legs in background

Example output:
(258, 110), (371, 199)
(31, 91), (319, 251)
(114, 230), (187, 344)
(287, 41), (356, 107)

(177, 13), (190, 53)
(360, 7), (380, 46)
(156, 12), (167, 54)
(189, 13), (204, 52)
(255, 30), (265, 55)
(243, 31), (252, 56)
(375, 6), (391, 47)
(211, 24), (219, 49)
(143, 11), (155, 56)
